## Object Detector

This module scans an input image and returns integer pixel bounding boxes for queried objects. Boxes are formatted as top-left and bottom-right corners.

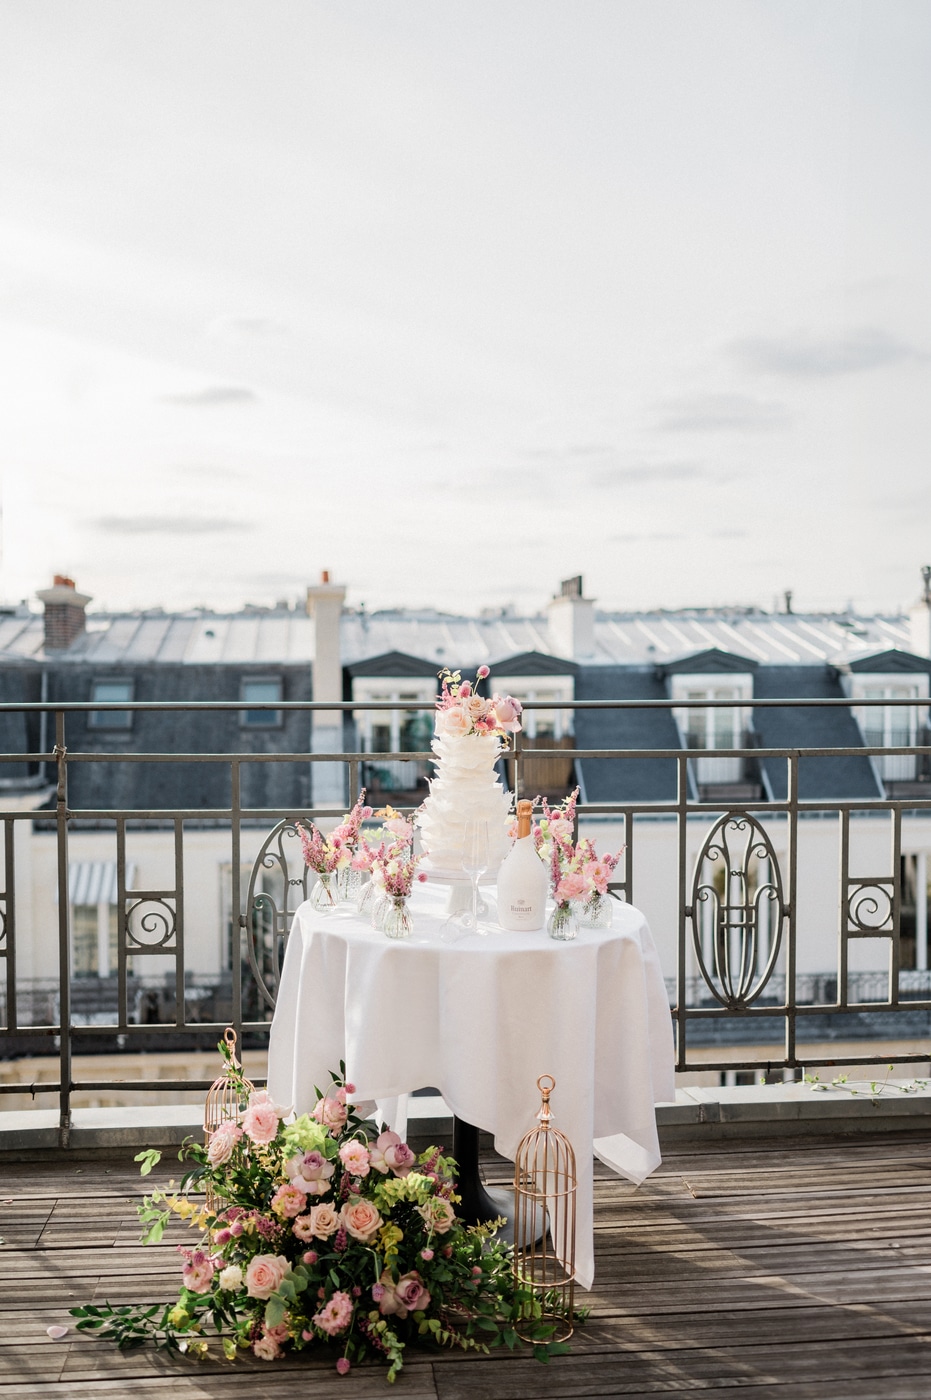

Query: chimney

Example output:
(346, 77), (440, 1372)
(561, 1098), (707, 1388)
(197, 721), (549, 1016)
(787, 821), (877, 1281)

(36, 575), (92, 651)
(909, 564), (931, 658)
(546, 575), (595, 660)
(306, 570), (347, 804)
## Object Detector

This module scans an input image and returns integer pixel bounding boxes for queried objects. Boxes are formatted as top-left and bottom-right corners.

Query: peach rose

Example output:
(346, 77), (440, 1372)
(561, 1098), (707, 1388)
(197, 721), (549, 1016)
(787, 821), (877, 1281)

(438, 705), (471, 738)
(339, 1198), (383, 1243)
(416, 1196), (457, 1235)
(245, 1253), (290, 1299)
(306, 1202), (340, 1239)
(207, 1122), (242, 1167)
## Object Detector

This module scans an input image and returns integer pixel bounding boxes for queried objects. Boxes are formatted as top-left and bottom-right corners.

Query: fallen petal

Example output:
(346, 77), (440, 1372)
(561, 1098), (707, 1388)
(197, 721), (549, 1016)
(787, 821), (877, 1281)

(46, 1326), (69, 1340)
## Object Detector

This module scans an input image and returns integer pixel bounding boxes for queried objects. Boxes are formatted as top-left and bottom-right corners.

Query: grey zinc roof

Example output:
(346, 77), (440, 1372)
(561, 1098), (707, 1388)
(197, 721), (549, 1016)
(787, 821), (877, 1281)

(341, 608), (911, 670)
(573, 667), (681, 804)
(0, 600), (914, 671)
(752, 667), (882, 801)
(0, 611), (316, 665)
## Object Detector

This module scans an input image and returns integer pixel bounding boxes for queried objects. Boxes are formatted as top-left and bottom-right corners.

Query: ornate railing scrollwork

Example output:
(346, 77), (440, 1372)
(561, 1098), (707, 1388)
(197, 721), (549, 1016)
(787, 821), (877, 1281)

(689, 812), (785, 1009)
(244, 819), (312, 1009)
(846, 880), (895, 934)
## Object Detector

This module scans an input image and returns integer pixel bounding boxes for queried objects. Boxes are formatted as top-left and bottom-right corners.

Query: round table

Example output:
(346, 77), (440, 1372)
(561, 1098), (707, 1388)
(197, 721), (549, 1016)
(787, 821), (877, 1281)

(267, 880), (675, 1291)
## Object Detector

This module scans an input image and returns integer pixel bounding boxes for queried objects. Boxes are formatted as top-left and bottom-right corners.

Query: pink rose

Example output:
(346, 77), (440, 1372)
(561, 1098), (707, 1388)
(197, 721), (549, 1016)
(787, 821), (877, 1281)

(285, 1150), (335, 1195)
(253, 1335), (281, 1360)
(339, 1198), (383, 1242)
(376, 1268), (430, 1319)
(338, 1140), (371, 1177)
(336, 1356), (351, 1375)
(494, 694), (523, 731)
(313, 1093), (348, 1134)
(271, 1183), (306, 1219)
(476, 665), (490, 680)
(395, 1271), (431, 1314)
(242, 1101), (280, 1146)
(207, 1122), (242, 1167)
(369, 1130), (416, 1176)
(264, 1321), (289, 1343)
(245, 1254), (290, 1300)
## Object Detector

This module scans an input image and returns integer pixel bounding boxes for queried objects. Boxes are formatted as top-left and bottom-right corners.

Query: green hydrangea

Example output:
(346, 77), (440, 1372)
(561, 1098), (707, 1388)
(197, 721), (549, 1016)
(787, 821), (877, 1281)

(371, 1170), (435, 1210)
(280, 1113), (332, 1157)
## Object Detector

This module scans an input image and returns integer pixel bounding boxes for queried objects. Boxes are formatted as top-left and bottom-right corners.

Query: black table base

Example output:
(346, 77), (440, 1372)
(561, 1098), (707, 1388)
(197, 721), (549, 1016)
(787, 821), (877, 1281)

(452, 1115), (518, 1244)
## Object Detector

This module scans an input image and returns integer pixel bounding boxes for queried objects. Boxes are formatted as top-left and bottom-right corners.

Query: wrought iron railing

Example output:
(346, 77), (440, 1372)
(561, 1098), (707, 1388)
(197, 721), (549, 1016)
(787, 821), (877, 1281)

(0, 694), (929, 1140)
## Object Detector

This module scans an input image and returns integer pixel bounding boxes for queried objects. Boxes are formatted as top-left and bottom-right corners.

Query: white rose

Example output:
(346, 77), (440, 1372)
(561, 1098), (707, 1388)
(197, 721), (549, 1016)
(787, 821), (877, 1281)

(219, 1264), (243, 1292)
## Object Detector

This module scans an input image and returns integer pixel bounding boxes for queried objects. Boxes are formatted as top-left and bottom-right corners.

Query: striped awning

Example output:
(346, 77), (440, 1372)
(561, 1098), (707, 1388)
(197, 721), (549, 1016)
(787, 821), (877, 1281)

(66, 861), (137, 906)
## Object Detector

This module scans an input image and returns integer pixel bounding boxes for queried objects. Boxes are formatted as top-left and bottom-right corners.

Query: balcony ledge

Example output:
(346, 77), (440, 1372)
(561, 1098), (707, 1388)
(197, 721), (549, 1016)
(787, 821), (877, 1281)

(4, 1081), (931, 1156)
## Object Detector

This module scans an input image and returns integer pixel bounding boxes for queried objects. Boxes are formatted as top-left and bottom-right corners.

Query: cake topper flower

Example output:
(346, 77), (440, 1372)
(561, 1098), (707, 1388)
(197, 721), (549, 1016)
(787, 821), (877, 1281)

(434, 667), (522, 742)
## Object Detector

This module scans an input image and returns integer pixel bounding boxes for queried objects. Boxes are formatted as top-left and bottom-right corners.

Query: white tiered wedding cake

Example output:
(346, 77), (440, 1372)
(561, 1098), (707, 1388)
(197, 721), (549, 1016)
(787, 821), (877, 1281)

(415, 668), (522, 879)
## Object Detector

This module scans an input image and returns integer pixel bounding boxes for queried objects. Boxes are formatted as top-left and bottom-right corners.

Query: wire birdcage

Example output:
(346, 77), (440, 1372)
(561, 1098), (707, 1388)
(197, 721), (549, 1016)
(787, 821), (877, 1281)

(513, 1074), (577, 1341)
(203, 1027), (253, 1211)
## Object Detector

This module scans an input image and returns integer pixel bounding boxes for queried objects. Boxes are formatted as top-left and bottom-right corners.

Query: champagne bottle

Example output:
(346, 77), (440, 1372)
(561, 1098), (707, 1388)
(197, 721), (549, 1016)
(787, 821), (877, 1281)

(496, 799), (548, 931)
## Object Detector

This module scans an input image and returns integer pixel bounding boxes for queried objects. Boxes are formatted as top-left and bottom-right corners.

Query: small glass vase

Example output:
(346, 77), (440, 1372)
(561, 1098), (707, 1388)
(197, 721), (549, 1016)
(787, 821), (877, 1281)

(356, 875), (374, 914)
(371, 892), (389, 931)
(547, 902), (579, 942)
(309, 872), (337, 911)
(337, 866), (362, 904)
(383, 895), (413, 940)
(576, 891), (614, 929)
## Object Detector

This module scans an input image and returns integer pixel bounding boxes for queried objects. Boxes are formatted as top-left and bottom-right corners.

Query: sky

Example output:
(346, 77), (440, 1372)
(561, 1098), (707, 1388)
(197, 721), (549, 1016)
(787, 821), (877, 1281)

(0, 0), (929, 619)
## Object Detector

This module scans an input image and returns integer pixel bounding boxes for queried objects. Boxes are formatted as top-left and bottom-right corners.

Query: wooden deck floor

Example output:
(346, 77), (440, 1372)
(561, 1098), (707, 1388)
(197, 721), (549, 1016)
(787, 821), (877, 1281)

(2, 1130), (931, 1398)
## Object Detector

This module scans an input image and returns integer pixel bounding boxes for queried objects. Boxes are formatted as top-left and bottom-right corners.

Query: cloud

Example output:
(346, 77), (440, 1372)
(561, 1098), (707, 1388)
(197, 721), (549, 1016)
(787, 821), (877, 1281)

(610, 531), (686, 543)
(655, 393), (790, 432)
(92, 516), (248, 536)
(728, 326), (926, 377)
(205, 315), (289, 340)
(160, 386), (258, 406)
(588, 462), (704, 487)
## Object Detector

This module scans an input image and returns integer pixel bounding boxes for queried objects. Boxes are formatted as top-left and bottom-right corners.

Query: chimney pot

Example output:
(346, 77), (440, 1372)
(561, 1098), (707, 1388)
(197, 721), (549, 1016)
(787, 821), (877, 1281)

(321, 569), (330, 584)
(36, 576), (92, 651)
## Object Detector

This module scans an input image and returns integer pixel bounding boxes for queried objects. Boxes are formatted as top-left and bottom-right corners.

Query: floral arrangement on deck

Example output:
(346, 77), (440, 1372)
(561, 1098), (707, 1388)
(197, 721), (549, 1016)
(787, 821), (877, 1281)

(70, 1045), (569, 1381)
(435, 667), (523, 742)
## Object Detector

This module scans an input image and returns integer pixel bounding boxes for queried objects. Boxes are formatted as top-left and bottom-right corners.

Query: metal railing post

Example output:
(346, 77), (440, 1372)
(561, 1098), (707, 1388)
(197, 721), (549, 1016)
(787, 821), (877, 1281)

(54, 713), (72, 1147)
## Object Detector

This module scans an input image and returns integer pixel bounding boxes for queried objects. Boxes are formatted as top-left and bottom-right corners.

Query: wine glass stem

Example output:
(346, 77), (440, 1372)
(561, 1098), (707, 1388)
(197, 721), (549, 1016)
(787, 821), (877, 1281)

(471, 874), (479, 924)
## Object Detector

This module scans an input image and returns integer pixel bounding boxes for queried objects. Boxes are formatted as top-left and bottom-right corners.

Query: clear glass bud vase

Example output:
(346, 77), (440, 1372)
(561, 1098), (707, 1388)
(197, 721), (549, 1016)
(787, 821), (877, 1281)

(309, 872), (337, 911)
(576, 891), (613, 929)
(337, 866), (361, 904)
(547, 902), (579, 941)
(383, 895), (413, 940)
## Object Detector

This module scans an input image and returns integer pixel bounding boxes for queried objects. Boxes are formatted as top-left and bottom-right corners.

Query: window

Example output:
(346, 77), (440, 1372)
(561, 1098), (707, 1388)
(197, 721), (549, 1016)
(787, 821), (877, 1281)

(72, 904), (119, 977)
(846, 672), (930, 784)
(352, 679), (436, 793)
(489, 676), (575, 740)
(241, 678), (283, 727)
(858, 683), (921, 781)
(670, 674), (753, 785)
(88, 679), (133, 729)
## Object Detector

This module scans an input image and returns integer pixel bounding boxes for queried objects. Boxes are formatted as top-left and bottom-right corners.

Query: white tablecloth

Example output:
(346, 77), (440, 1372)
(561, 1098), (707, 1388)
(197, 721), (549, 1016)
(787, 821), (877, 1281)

(267, 882), (675, 1290)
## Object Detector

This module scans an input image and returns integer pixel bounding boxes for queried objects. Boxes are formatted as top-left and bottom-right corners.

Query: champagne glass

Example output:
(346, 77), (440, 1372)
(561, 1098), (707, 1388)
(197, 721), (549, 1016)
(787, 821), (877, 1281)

(462, 818), (490, 934)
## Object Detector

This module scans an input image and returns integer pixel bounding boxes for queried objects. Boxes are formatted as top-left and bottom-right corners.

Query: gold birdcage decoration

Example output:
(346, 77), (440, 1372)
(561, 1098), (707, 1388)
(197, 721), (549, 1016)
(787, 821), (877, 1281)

(203, 1027), (253, 1211)
(513, 1074), (577, 1341)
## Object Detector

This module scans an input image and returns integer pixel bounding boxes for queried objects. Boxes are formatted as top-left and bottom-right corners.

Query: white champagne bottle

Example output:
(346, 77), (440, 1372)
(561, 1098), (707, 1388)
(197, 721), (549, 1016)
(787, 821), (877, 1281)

(496, 799), (548, 931)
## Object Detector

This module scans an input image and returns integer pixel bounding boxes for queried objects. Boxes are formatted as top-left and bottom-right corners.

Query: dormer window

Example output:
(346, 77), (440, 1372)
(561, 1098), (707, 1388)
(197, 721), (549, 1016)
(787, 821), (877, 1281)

(850, 678), (929, 782)
(89, 679), (133, 730)
(670, 674), (754, 785)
